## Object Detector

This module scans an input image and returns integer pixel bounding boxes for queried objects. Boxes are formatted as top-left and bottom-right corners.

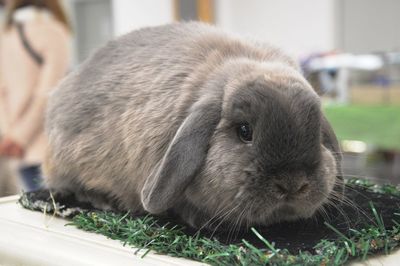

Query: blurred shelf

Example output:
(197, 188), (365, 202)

(350, 85), (400, 105)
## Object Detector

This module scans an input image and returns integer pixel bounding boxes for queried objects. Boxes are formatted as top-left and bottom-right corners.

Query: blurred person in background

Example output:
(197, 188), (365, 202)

(0, 157), (16, 196)
(0, 0), (71, 192)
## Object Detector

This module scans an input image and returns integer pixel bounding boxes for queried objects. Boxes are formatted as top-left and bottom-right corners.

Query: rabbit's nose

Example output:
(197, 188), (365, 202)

(274, 181), (310, 198)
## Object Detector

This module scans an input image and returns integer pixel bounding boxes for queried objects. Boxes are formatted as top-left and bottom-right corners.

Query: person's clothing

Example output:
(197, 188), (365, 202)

(19, 164), (42, 192)
(0, 6), (70, 165)
(15, 22), (44, 66)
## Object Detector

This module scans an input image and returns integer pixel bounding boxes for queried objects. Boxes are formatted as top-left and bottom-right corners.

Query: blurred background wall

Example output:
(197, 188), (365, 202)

(112, 0), (173, 36)
(1, 0), (397, 66)
(62, 0), (175, 64)
(215, 0), (337, 57)
(55, 0), (400, 64)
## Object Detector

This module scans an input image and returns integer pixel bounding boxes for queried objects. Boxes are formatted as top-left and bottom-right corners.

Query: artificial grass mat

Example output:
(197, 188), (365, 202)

(19, 179), (400, 265)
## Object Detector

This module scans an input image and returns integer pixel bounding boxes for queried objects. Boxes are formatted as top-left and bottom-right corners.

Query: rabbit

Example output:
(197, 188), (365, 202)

(43, 22), (343, 229)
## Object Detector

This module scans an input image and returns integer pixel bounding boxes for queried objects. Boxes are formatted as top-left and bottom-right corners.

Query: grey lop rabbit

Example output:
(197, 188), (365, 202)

(43, 22), (343, 229)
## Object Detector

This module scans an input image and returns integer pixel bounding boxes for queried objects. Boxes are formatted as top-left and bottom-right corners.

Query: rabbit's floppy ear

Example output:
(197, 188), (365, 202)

(321, 114), (344, 193)
(141, 95), (222, 214)
(321, 114), (342, 168)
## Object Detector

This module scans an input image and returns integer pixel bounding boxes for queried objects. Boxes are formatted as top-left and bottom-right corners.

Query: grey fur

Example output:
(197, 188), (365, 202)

(44, 22), (342, 228)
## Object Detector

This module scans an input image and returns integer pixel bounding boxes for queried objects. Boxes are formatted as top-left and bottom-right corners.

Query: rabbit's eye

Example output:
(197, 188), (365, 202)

(237, 123), (253, 143)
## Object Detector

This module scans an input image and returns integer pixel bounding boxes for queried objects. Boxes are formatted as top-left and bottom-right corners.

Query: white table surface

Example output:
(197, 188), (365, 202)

(1, 195), (400, 266)
(0, 195), (204, 266)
